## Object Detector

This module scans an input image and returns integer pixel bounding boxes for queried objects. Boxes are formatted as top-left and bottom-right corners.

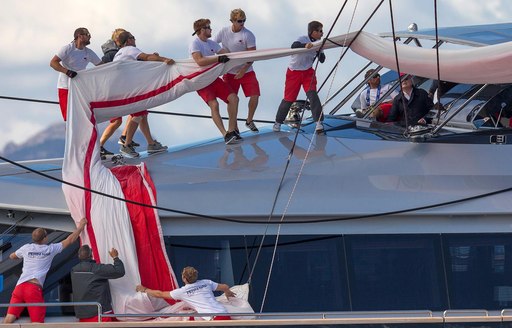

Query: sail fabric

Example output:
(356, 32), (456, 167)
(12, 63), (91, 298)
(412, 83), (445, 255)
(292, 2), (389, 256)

(61, 57), (272, 317)
(61, 32), (512, 317)
(326, 31), (512, 84)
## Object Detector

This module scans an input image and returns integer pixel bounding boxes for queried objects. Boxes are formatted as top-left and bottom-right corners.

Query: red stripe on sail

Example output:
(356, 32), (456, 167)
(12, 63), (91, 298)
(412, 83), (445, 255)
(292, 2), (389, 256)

(83, 112), (101, 262)
(111, 165), (178, 304)
(89, 64), (220, 109)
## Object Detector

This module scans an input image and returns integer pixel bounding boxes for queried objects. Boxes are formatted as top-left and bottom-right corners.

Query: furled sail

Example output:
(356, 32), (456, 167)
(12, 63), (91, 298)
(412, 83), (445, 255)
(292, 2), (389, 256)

(327, 31), (512, 84)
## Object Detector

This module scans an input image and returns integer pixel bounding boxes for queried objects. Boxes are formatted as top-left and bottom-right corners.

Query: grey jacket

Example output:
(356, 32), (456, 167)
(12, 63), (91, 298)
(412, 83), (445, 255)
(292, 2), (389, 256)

(71, 257), (125, 318)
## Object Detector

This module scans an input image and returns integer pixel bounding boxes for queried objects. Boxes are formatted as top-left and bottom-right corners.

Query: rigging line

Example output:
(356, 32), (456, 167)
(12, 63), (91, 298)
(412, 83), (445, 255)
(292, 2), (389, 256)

(388, 0), (410, 134)
(433, 0), (443, 123)
(1, 153), (512, 225)
(260, 130), (321, 313)
(317, 0), (385, 93)
(147, 110), (274, 124)
(323, 0), (360, 103)
(258, 1), (353, 310)
(247, 0), (350, 291)
(0, 95), (58, 105)
(0, 95), (275, 124)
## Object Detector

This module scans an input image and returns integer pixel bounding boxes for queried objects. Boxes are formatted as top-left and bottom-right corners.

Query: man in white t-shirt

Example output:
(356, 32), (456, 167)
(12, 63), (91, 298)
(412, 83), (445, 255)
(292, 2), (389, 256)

(3, 218), (87, 324)
(356, 69), (397, 120)
(113, 31), (173, 158)
(50, 27), (102, 121)
(190, 18), (240, 145)
(136, 266), (235, 321)
(214, 8), (261, 133)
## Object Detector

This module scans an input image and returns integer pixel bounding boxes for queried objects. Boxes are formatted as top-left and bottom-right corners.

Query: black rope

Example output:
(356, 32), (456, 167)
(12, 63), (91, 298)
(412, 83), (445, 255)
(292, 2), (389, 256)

(0, 95), (58, 105)
(434, 0), (443, 122)
(317, 0), (385, 93)
(0, 95), (275, 124)
(388, 0), (410, 130)
(0, 133), (510, 225)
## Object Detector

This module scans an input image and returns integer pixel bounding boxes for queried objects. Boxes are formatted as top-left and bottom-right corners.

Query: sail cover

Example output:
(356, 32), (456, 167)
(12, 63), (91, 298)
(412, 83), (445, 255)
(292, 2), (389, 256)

(61, 31), (512, 317)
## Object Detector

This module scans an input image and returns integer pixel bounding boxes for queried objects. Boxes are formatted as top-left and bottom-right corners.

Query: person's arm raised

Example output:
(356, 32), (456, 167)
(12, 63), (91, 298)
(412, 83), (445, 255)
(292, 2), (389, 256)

(61, 218), (87, 249)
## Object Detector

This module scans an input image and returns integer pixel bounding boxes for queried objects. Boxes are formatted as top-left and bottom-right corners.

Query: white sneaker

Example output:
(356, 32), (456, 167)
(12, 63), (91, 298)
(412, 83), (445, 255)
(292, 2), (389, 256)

(315, 121), (324, 133)
(273, 122), (281, 132)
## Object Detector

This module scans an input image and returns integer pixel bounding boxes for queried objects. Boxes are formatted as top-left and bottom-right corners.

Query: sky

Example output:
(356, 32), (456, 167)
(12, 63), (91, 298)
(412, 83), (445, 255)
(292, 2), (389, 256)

(1, 0), (511, 153)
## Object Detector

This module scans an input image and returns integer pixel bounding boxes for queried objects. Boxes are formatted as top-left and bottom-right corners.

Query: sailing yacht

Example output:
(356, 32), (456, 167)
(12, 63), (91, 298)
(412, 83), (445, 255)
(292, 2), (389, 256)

(0, 9), (512, 326)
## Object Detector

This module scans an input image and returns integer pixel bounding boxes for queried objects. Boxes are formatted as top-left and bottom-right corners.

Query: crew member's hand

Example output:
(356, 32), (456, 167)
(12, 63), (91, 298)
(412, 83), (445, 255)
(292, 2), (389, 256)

(109, 248), (119, 259)
(234, 67), (247, 79)
(305, 42), (313, 49)
(66, 70), (77, 78)
(78, 218), (87, 229)
(136, 284), (147, 292)
(164, 58), (175, 65)
(217, 55), (230, 63)
(225, 289), (236, 298)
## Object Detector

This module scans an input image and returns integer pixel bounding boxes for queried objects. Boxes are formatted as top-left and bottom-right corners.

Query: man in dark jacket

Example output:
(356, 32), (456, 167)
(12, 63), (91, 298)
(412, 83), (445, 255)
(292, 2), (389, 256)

(71, 245), (125, 322)
(388, 74), (434, 127)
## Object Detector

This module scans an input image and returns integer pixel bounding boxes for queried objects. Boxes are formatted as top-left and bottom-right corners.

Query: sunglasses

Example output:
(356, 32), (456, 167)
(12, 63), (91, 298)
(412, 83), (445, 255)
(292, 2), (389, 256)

(372, 75), (380, 78)
(81, 33), (91, 37)
(236, 19), (246, 23)
(203, 25), (211, 30)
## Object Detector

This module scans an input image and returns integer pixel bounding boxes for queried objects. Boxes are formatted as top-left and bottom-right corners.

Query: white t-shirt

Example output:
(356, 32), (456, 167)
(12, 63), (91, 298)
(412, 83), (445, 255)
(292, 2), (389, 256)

(189, 38), (221, 58)
(213, 27), (256, 74)
(56, 43), (101, 89)
(288, 35), (322, 71)
(170, 279), (227, 320)
(359, 84), (397, 110)
(15, 242), (64, 286)
(113, 45), (143, 62)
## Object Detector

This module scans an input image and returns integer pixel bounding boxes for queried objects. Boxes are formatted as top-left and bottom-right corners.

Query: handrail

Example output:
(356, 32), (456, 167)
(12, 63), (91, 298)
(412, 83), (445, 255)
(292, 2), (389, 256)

(431, 84), (488, 135)
(105, 309), (434, 320)
(443, 309), (489, 317)
(0, 301), (102, 323)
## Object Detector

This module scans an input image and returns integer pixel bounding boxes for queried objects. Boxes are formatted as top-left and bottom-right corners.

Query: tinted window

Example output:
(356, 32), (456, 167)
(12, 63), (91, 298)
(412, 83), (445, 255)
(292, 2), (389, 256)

(166, 235), (349, 312)
(345, 234), (447, 310)
(443, 234), (512, 309)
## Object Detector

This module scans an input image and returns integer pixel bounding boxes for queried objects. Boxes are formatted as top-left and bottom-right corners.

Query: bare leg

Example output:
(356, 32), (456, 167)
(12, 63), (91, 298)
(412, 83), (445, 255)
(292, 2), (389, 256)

(208, 99), (227, 136)
(121, 115), (132, 138)
(100, 119), (122, 146)
(226, 93), (239, 132)
(247, 95), (259, 123)
(138, 115), (156, 145)
(124, 119), (139, 146)
(4, 314), (16, 323)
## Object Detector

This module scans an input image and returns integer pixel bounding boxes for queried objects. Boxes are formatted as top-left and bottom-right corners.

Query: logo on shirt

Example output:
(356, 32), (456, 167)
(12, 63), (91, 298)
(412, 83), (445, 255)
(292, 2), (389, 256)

(28, 251), (51, 258)
(185, 283), (208, 296)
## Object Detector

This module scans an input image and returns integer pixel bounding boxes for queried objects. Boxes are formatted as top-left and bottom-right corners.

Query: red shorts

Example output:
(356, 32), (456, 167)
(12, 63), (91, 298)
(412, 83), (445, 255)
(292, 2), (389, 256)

(7, 282), (45, 323)
(132, 110), (148, 117)
(58, 88), (68, 121)
(108, 110), (147, 123)
(197, 78), (234, 104)
(283, 68), (317, 102)
(223, 71), (260, 97)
